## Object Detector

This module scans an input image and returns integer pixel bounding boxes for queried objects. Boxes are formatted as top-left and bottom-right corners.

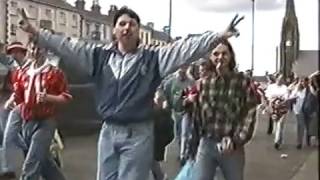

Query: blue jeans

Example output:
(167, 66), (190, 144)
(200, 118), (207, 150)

(180, 113), (192, 159)
(274, 114), (286, 144)
(0, 108), (10, 145)
(171, 111), (183, 143)
(194, 137), (245, 180)
(20, 119), (65, 180)
(0, 106), (27, 173)
(296, 114), (310, 145)
(97, 121), (154, 180)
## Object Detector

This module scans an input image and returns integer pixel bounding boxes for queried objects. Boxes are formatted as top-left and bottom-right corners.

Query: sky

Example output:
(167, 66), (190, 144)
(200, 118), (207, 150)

(67, 0), (319, 75)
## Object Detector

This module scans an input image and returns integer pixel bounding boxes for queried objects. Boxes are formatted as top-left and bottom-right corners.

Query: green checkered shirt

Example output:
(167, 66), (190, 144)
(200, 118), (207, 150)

(197, 72), (258, 146)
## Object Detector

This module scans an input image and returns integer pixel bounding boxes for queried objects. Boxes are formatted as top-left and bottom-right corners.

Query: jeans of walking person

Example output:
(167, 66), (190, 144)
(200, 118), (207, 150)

(193, 137), (245, 180)
(0, 106), (27, 173)
(274, 114), (286, 145)
(295, 114), (311, 146)
(180, 113), (192, 160)
(309, 112), (319, 137)
(0, 108), (10, 145)
(97, 121), (154, 180)
(20, 118), (65, 180)
(0, 108), (10, 173)
(171, 111), (183, 144)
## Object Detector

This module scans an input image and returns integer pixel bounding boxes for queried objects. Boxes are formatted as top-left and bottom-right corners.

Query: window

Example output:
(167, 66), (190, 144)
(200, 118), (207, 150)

(56, 32), (65, 36)
(40, 20), (52, 29)
(92, 24), (101, 40)
(140, 32), (144, 44)
(72, 14), (78, 27)
(28, 5), (38, 19)
(10, 1), (18, 15)
(92, 31), (101, 41)
(10, 24), (17, 36)
(145, 33), (149, 45)
(72, 14), (77, 21)
(106, 26), (111, 41)
(59, 12), (66, 25)
(11, 1), (18, 7)
(95, 24), (100, 31)
(86, 23), (90, 36)
(45, 9), (52, 19)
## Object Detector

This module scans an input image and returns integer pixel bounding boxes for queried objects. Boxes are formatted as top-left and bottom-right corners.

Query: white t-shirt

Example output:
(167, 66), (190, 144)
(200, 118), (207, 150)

(290, 88), (306, 114)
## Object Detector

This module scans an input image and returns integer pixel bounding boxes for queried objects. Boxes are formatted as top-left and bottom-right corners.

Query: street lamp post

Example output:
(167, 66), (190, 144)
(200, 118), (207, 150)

(251, 0), (255, 73)
(168, 0), (172, 42)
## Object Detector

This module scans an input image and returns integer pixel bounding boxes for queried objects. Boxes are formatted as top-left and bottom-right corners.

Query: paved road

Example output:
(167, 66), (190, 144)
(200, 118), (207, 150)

(6, 112), (318, 180)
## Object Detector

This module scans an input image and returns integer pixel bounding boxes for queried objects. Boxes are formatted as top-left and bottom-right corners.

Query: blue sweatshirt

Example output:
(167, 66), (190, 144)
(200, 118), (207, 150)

(37, 30), (222, 124)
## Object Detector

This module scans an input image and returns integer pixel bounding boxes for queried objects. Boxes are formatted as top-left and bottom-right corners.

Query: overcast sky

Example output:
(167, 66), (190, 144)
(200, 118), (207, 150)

(67, 0), (319, 75)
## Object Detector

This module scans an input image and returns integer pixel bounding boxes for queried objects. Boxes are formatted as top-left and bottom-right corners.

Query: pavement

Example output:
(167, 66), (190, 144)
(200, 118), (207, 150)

(290, 151), (318, 180)
(2, 111), (318, 180)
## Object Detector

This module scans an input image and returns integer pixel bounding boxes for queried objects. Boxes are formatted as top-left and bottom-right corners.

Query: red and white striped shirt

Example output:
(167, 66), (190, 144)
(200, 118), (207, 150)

(12, 61), (71, 121)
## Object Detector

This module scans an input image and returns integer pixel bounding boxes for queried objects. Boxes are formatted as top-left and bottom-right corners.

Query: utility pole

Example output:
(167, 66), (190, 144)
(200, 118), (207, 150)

(168, 0), (172, 42)
(251, 0), (255, 73)
(276, 46), (279, 72)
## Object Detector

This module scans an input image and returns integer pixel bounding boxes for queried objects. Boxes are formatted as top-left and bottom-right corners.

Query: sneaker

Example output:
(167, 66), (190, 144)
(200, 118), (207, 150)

(296, 144), (302, 150)
(274, 143), (281, 150)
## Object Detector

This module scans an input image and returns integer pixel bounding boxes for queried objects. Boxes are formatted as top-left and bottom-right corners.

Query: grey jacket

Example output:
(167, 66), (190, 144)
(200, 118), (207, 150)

(37, 30), (222, 124)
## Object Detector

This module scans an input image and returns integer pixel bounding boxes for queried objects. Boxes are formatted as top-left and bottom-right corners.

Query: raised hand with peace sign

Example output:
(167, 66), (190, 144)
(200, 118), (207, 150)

(220, 14), (245, 39)
(17, 8), (37, 35)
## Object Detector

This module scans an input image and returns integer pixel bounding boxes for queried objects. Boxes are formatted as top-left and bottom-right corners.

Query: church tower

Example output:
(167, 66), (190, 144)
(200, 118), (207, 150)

(279, 0), (300, 78)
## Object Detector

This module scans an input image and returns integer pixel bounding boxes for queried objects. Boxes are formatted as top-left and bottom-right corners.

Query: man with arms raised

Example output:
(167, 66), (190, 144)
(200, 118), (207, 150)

(19, 7), (243, 180)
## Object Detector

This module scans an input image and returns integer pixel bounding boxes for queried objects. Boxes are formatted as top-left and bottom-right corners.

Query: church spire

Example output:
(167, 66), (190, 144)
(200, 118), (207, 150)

(279, 0), (300, 78)
(285, 0), (296, 17)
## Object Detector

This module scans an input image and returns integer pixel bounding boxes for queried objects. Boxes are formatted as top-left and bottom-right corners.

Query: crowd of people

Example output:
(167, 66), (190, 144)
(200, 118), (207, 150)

(0, 6), (318, 180)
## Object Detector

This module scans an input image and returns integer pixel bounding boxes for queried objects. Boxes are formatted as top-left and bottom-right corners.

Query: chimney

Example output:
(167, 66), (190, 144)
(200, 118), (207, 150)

(75, 0), (85, 10)
(108, 5), (118, 18)
(146, 22), (154, 29)
(91, 0), (101, 14)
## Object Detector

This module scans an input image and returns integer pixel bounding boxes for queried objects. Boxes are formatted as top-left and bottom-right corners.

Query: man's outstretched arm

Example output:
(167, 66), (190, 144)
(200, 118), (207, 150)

(157, 14), (244, 77)
(18, 8), (107, 77)
(36, 30), (106, 77)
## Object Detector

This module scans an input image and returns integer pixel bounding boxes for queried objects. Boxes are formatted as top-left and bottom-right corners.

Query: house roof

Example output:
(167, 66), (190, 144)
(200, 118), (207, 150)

(29, 0), (78, 12)
(29, 0), (112, 24)
(152, 30), (170, 42)
(78, 9), (112, 24)
(141, 25), (153, 32)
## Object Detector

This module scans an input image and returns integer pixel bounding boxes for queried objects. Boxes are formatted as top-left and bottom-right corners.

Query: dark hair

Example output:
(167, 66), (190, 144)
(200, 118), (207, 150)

(113, 7), (140, 27)
(218, 39), (236, 71)
(267, 75), (275, 83)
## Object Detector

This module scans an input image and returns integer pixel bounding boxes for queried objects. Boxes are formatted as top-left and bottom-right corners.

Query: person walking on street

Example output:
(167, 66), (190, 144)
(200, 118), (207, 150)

(182, 40), (258, 180)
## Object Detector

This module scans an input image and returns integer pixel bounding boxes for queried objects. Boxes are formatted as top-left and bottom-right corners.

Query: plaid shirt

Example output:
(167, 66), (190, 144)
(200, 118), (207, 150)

(187, 72), (258, 146)
(13, 63), (71, 121)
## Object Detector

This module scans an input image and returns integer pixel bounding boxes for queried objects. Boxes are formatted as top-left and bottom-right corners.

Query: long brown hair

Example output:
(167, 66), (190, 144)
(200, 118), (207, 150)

(219, 39), (236, 71)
